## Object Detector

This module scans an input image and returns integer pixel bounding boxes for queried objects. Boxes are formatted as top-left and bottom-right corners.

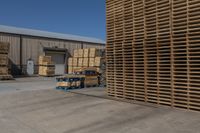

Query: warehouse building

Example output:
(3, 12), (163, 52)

(0, 25), (105, 75)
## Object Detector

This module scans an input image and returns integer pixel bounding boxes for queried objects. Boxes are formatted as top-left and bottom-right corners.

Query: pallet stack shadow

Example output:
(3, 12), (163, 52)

(39, 56), (55, 76)
(0, 42), (12, 80)
(68, 48), (105, 73)
(106, 0), (200, 111)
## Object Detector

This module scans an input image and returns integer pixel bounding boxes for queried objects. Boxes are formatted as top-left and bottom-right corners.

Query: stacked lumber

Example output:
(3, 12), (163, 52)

(0, 42), (12, 80)
(38, 56), (55, 76)
(68, 48), (105, 73)
(106, 0), (200, 111)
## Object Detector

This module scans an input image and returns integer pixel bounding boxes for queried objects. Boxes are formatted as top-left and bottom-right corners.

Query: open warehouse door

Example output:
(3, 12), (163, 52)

(44, 47), (68, 75)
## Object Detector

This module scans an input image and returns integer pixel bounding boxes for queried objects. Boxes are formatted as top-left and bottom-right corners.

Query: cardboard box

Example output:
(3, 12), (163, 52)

(78, 58), (83, 67)
(68, 66), (73, 74)
(73, 49), (79, 57)
(39, 56), (51, 65)
(68, 58), (73, 66)
(83, 49), (89, 58)
(89, 48), (101, 57)
(78, 49), (84, 57)
(57, 82), (70, 87)
(96, 67), (100, 73)
(89, 58), (95, 67)
(95, 57), (104, 67)
(41, 61), (54, 66)
(73, 67), (82, 73)
(76, 81), (81, 87)
(39, 66), (55, 76)
(83, 58), (89, 67)
(73, 58), (78, 67)
(84, 76), (98, 87)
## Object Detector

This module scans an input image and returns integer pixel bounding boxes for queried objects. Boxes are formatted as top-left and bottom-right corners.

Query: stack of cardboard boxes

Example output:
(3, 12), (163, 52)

(38, 56), (55, 76)
(68, 48), (105, 73)
(0, 42), (12, 80)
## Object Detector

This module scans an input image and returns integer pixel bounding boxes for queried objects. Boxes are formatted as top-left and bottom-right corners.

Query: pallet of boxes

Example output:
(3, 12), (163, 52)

(56, 74), (85, 91)
(0, 42), (13, 80)
(81, 67), (99, 87)
(68, 48), (105, 87)
(38, 56), (55, 77)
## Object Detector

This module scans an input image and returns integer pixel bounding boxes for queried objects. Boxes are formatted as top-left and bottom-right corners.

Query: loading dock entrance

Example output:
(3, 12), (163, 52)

(44, 47), (68, 75)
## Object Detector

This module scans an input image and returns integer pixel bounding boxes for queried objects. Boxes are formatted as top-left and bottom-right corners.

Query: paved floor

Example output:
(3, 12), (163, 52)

(0, 77), (200, 133)
(0, 77), (55, 93)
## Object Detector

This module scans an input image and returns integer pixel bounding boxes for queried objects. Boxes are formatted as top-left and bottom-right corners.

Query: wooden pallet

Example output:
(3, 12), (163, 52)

(106, 0), (200, 112)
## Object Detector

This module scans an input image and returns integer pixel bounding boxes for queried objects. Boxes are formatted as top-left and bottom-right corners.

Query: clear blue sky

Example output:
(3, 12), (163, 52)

(0, 0), (106, 40)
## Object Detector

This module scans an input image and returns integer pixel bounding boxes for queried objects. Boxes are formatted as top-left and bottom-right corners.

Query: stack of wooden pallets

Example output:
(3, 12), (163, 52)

(0, 42), (12, 80)
(38, 56), (55, 76)
(106, 0), (200, 112)
(68, 48), (105, 73)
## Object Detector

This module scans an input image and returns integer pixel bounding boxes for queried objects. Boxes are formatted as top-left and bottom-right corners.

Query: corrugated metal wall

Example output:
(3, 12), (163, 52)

(0, 33), (105, 75)
(0, 33), (20, 65)
(83, 42), (104, 49)
(22, 37), (85, 65)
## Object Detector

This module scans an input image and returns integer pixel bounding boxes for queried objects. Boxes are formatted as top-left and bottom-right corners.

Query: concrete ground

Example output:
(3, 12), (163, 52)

(0, 77), (200, 133)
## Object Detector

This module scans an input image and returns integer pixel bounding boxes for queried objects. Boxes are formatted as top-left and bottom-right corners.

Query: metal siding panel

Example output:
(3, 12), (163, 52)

(22, 37), (83, 64)
(64, 41), (82, 56)
(18, 36), (104, 65)
(0, 33), (20, 65)
(22, 37), (40, 65)
(83, 42), (105, 49)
